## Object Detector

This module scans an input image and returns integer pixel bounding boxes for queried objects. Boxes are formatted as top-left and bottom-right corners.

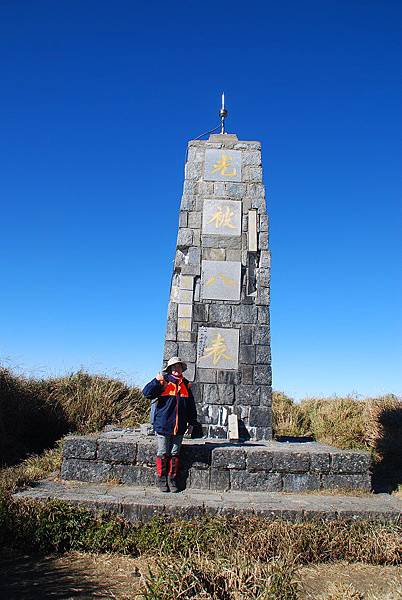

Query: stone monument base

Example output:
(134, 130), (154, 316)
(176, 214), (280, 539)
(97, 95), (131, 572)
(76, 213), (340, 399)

(61, 431), (371, 493)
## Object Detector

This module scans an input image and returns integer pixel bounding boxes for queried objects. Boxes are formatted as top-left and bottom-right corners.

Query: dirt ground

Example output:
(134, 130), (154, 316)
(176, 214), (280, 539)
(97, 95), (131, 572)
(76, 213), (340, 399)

(0, 550), (401, 599)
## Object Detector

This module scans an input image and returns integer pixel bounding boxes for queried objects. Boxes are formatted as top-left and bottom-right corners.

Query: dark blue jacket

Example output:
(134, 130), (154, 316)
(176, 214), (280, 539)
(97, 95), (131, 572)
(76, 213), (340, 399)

(142, 373), (198, 436)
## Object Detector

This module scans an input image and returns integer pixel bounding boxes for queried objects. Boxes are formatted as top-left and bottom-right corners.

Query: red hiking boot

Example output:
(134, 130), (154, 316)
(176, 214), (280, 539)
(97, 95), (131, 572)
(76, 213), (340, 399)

(155, 455), (169, 492)
(168, 455), (180, 493)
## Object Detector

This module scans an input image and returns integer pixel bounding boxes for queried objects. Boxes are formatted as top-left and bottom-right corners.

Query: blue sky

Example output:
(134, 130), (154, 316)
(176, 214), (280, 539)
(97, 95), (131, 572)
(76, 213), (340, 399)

(0, 0), (401, 399)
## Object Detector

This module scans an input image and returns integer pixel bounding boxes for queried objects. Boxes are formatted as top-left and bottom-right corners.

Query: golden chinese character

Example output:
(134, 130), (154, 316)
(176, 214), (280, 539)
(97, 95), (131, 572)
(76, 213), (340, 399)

(219, 273), (235, 286)
(207, 206), (236, 229)
(211, 152), (237, 177)
(202, 333), (233, 365)
(206, 273), (235, 287)
(179, 318), (191, 331)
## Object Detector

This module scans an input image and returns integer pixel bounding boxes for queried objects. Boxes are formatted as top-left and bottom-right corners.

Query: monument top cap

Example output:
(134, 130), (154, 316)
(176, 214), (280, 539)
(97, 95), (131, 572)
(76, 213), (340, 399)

(208, 133), (238, 142)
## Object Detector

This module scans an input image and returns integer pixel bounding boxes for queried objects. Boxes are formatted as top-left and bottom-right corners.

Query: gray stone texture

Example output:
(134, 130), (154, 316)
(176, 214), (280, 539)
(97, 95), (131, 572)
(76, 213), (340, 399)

(97, 439), (137, 464)
(202, 234), (242, 249)
(165, 134), (272, 440)
(16, 479), (401, 524)
(63, 436), (97, 460)
(254, 365), (272, 385)
(249, 406), (271, 427)
(231, 472), (281, 492)
(177, 228), (193, 247)
(247, 449), (273, 472)
(59, 434), (372, 494)
(208, 304), (232, 323)
(235, 385), (260, 406)
(212, 448), (246, 470)
(331, 452), (371, 474)
(282, 474), (321, 492)
(273, 452), (310, 473)
(232, 305), (258, 324)
(203, 384), (235, 405)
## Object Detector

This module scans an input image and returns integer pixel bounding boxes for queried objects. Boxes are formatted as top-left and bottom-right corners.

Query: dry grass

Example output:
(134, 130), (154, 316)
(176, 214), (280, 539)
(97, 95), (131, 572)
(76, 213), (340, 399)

(141, 552), (300, 599)
(1, 550), (400, 600)
(0, 443), (63, 496)
(300, 562), (402, 599)
(0, 367), (149, 465)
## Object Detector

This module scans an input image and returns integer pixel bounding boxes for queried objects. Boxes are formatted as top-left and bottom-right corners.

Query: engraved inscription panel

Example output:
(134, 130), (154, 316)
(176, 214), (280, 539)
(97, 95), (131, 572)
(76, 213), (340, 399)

(204, 149), (242, 182)
(201, 260), (241, 301)
(197, 327), (239, 370)
(202, 199), (241, 236)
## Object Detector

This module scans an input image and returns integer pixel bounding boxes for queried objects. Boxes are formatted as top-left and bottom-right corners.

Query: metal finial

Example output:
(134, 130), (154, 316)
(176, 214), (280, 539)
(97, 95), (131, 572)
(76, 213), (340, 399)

(220, 91), (228, 134)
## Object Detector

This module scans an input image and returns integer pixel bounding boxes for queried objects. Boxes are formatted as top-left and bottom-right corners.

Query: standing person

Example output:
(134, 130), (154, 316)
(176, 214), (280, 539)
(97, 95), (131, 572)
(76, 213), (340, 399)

(142, 357), (198, 493)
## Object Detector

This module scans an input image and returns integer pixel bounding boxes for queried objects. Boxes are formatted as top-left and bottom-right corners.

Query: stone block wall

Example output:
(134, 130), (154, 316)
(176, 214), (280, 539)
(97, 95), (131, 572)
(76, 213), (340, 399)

(163, 133), (272, 440)
(61, 434), (372, 493)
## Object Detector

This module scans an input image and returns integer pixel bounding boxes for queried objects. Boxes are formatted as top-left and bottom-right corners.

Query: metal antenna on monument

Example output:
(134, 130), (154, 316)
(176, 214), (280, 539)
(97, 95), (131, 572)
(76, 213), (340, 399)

(220, 91), (228, 134)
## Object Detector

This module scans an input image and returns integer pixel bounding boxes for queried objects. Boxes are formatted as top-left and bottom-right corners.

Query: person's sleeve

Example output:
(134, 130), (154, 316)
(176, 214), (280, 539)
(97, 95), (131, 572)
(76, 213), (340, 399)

(142, 378), (162, 400)
(187, 386), (198, 426)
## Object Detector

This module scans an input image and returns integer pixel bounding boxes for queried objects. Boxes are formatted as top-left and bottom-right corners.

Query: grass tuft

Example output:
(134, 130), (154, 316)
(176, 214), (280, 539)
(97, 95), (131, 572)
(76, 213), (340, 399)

(0, 367), (148, 465)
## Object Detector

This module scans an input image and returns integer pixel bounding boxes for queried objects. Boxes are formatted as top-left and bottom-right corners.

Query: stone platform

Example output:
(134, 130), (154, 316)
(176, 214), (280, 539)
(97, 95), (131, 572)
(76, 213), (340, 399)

(14, 480), (401, 523)
(60, 431), (372, 493)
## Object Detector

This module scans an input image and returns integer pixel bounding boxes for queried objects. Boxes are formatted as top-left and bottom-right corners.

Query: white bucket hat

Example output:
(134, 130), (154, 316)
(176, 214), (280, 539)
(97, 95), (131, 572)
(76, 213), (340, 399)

(163, 356), (188, 372)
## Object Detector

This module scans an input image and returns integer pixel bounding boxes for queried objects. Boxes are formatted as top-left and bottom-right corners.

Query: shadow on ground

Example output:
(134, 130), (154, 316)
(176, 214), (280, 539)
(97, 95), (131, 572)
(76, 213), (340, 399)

(0, 549), (116, 599)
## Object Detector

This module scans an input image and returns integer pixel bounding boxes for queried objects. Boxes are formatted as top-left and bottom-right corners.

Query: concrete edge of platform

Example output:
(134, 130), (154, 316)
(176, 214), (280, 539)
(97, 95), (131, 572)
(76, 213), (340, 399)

(12, 480), (402, 524)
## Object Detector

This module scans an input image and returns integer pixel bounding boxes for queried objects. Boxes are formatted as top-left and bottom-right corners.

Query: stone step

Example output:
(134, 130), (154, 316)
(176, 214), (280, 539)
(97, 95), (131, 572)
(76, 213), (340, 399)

(60, 431), (372, 493)
(14, 480), (401, 523)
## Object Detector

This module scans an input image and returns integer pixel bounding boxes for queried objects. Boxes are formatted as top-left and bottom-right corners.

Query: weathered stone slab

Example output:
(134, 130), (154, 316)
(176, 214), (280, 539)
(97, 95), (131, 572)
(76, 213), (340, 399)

(180, 444), (211, 469)
(178, 318), (192, 332)
(210, 468), (230, 491)
(322, 474), (371, 491)
(197, 327), (239, 370)
(202, 199), (241, 236)
(180, 275), (194, 290)
(15, 481), (402, 523)
(234, 385), (260, 406)
(273, 452), (310, 473)
(310, 453), (330, 473)
(201, 260), (241, 301)
(231, 472), (281, 492)
(208, 304), (232, 323)
(97, 439), (137, 464)
(204, 149), (242, 182)
(247, 449), (273, 471)
(211, 447), (246, 470)
(115, 465), (156, 486)
(136, 441), (157, 466)
(331, 451), (371, 474)
(61, 459), (114, 482)
(203, 384), (235, 406)
(282, 474), (321, 492)
(63, 436), (97, 460)
(189, 468), (210, 489)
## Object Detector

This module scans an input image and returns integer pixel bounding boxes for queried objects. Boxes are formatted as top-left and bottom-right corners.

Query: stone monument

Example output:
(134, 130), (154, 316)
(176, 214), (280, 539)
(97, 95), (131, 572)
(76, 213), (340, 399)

(53, 99), (373, 497)
(163, 99), (271, 440)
